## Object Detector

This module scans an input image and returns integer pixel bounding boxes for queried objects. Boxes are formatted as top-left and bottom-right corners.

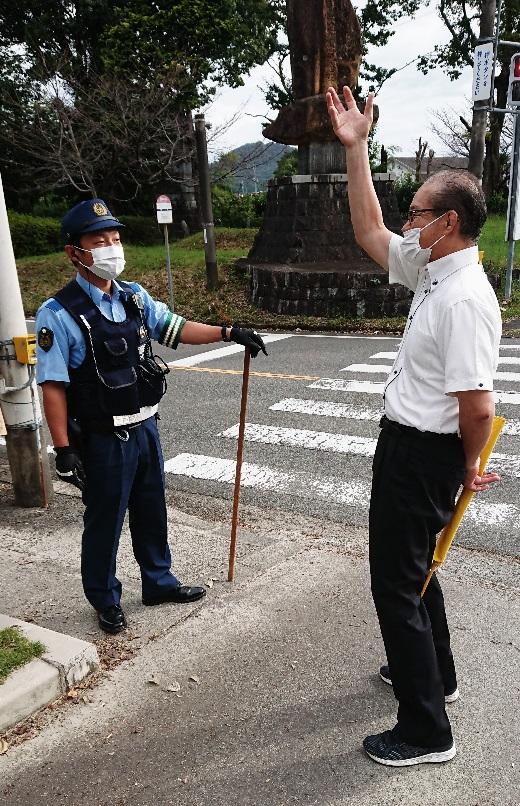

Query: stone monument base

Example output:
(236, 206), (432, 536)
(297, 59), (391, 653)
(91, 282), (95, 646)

(240, 173), (412, 318)
(237, 259), (412, 318)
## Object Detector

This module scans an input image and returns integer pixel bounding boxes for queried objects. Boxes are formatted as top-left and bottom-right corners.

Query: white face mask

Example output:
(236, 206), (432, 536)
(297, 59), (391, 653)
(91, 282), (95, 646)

(75, 244), (126, 280)
(400, 213), (447, 270)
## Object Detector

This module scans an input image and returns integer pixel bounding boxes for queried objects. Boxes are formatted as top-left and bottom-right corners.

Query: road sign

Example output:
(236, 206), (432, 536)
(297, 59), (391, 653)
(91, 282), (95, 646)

(156, 194), (172, 224)
(472, 43), (494, 102)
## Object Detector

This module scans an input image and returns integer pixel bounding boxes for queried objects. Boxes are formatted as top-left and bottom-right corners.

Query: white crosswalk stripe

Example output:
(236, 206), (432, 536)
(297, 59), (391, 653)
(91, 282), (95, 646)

(308, 379), (384, 394)
(162, 339), (520, 538)
(269, 398), (382, 421)
(340, 363), (392, 373)
(220, 423), (377, 456)
(165, 453), (370, 506)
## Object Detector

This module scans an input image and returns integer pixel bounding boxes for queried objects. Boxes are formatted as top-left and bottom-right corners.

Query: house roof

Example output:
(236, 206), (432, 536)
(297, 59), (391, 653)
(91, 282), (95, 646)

(394, 156), (469, 179)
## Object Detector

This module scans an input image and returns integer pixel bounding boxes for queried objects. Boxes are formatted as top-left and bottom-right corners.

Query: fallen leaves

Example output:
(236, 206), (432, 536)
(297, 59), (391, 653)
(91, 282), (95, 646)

(147, 672), (201, 694)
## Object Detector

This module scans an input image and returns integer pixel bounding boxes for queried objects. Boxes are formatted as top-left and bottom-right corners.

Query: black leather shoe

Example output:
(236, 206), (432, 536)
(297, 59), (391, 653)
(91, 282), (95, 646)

(142, 585), (206, 606)
(98, 604), (127, 634)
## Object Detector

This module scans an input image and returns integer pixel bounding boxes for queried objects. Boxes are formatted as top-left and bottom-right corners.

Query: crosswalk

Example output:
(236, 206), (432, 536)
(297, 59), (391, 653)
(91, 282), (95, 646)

(164, 337), (520, 544)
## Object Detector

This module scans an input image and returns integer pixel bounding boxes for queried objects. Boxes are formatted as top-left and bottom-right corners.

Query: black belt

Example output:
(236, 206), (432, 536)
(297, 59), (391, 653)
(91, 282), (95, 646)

(379, 415), (458, 441)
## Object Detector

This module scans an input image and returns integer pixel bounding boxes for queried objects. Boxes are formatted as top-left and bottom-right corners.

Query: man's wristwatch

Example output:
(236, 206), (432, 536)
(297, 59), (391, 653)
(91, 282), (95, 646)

(221, 324), (232, 342)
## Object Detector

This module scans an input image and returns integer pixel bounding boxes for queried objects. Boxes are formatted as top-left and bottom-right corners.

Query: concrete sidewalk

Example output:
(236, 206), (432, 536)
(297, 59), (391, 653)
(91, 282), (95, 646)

(0, 453), (519, 804)
(0, 614), (99, 732)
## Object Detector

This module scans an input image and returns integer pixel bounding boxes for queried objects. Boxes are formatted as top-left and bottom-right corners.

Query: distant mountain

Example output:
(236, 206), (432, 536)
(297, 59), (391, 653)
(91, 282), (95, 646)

(211, 141), (295, 193)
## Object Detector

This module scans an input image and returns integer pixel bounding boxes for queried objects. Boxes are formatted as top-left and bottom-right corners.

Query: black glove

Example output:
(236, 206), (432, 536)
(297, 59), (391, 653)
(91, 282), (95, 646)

(230, 327), (268, 359)
(54, 446), (86, 492)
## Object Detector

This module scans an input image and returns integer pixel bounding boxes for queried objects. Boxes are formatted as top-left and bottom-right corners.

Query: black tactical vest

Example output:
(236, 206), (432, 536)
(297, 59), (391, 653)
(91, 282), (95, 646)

(53, 280), (167, 428)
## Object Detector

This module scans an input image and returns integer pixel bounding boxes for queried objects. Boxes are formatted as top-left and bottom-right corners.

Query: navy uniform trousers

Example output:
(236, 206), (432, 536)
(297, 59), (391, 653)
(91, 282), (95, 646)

(81, 416), (180, 611)
(369, 423), (466, 749)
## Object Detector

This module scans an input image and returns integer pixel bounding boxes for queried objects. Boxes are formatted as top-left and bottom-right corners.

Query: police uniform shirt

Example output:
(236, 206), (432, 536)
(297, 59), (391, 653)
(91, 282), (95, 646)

(384, 236), (501, 434)
(36, 273), (186, 387)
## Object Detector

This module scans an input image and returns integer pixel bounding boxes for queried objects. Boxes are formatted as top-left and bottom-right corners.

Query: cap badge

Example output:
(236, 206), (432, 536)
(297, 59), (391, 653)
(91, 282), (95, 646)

(93, 202), (108, 216)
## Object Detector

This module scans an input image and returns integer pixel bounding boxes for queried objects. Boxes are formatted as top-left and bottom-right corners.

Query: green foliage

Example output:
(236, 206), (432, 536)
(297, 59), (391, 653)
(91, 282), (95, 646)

(103, 0), (283, 104)
(487, 194), (509, 216)
(212, 186), (267, 228)
(273, 150), (298, 178)
(358, 0), (425, 91)
(211, 151), (242, 189)
(0, 627), (45, 684)
(0, 2), (284, 206)
(211, 142), (291, 193)
(8, 212), (164, 258)
(393, 174), (422, 219)
(8, 212), (62, 258)
(118, 216), (164, 246)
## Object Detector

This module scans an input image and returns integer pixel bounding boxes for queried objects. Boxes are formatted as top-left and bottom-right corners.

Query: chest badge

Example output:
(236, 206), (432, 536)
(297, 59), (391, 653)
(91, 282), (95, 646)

(139, 326), (147, 339)
(37, 327), (54, 352)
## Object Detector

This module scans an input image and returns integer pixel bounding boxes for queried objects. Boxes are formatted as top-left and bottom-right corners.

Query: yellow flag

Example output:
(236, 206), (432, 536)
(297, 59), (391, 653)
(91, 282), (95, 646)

(421, 415), (506, 595)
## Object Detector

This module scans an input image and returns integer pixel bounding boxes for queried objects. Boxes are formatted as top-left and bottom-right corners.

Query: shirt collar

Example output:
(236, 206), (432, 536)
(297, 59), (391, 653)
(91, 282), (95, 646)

(426, 245), (480, 284)
(75, 273), (127, 304)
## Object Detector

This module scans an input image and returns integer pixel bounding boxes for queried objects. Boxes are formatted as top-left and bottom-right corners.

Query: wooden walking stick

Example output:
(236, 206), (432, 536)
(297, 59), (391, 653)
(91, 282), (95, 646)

(228, 347), (251, 582)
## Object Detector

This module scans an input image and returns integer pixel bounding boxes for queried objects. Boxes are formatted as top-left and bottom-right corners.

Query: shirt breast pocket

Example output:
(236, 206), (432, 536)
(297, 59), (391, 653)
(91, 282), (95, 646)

(403, 319), (436, 380)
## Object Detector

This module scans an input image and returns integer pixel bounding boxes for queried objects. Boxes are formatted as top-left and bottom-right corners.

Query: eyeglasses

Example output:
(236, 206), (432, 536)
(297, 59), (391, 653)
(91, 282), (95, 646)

(407, 208), (448, 224)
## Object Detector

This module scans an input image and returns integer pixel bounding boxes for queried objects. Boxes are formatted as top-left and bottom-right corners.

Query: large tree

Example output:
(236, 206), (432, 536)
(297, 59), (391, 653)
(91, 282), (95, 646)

(416, 0), (520, 197)
(0, 1), (284, 209)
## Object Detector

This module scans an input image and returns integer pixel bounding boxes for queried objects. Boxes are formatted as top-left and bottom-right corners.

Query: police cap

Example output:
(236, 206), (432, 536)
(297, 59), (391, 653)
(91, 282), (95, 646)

(61, 199), (125, 243)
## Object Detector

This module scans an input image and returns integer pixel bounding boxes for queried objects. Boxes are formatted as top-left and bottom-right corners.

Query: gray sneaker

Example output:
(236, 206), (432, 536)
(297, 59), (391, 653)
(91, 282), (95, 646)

(363, 730), (456, 766)
(379, 664), (460, 703)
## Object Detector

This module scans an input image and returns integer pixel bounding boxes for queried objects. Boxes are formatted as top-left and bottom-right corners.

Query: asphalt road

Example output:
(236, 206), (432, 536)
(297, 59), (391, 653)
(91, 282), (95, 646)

(154, 332), (520, 561)
(2, 329), (517, 806)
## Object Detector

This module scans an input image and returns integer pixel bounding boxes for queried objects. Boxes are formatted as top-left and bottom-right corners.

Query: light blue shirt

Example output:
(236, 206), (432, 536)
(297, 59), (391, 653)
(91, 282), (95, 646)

(36, 274), (182, 384)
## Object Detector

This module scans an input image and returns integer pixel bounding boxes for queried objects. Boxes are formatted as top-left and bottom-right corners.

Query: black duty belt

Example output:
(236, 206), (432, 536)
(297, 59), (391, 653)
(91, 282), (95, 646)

(379, 415), (459, 441)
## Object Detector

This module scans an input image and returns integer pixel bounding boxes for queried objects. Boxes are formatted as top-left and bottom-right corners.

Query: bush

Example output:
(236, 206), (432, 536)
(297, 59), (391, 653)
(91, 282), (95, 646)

(118, 215), (164, 246)
(393, 173), (422, 219)
(212, 186), (267, 228)
(487, 193), (508, 216)
(8, 211), (164, 257)
(8, 212), (62, 258)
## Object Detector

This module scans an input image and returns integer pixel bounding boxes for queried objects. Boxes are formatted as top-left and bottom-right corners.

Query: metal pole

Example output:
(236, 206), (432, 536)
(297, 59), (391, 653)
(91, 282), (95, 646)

(468, 0), (498, 180)
(0, 171), (53, 506)
(164, 223), (174, 312)
(194, 113), (219, 291)
(505, 113), (520, 298)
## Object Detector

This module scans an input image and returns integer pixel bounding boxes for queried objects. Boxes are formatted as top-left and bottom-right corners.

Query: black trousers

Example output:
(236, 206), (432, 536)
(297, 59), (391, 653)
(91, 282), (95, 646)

(81, 417), (180, 611)
(369, 425), (465, 748)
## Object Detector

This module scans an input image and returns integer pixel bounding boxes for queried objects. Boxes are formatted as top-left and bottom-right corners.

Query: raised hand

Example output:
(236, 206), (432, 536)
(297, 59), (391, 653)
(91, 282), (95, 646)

(326, 86), (374, 148)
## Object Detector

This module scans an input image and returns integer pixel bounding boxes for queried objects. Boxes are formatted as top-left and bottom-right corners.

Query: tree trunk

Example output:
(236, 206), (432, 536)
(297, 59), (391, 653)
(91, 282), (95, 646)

(483, 66), (509, 198)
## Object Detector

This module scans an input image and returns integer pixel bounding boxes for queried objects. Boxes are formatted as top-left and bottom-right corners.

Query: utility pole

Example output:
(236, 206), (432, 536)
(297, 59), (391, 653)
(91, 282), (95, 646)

(468, 0), (497, 180)
(0, 172), (53, 507)
(194, 114), (218, 291)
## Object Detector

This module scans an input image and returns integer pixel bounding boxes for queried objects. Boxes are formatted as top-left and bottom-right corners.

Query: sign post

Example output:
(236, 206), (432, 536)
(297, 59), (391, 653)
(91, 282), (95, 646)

(472, 41), (494, 102)
(156, 194), (174, 311)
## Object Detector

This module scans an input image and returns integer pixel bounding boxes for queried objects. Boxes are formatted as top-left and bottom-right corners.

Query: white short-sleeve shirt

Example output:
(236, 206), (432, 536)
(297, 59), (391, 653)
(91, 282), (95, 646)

(384, 235), (501, 433)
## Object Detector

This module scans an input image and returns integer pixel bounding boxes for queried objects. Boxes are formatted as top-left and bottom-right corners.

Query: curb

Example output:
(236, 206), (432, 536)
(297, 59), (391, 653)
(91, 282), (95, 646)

(0, 614), (100, 733)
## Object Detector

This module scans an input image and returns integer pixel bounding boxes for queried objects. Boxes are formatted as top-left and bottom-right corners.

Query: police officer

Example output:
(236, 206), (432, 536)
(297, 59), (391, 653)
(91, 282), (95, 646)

(36, 199), (267, 634)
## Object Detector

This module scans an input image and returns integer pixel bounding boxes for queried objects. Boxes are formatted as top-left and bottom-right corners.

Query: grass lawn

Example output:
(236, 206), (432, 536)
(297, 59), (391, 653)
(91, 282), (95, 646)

(0, 627), (45, 685)
(16, 219), (520, 333)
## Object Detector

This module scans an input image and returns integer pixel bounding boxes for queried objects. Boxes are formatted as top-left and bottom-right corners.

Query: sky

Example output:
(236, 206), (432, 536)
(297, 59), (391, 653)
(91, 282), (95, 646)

(204, 5), (475, 160)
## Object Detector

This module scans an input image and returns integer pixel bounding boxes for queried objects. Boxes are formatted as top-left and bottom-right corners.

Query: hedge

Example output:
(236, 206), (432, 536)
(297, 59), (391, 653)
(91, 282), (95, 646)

(8, 212), (165, 258)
